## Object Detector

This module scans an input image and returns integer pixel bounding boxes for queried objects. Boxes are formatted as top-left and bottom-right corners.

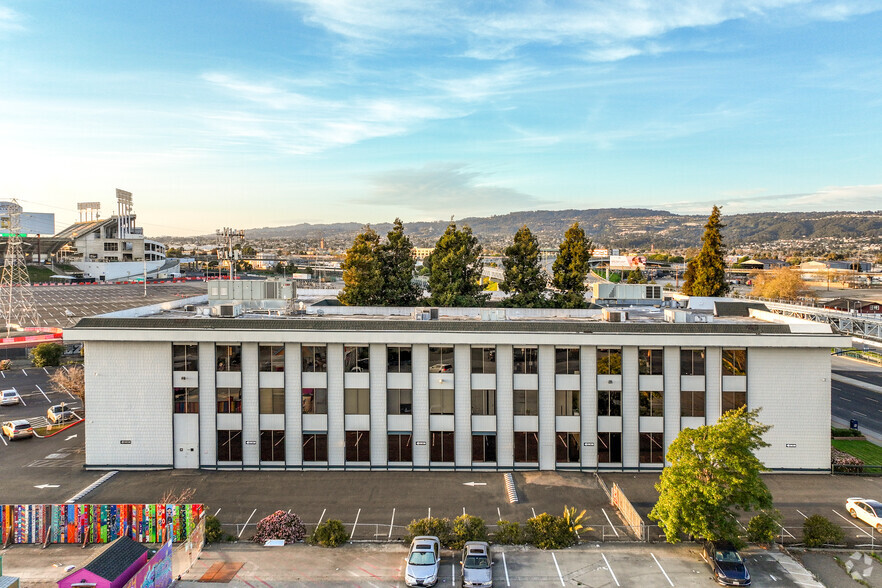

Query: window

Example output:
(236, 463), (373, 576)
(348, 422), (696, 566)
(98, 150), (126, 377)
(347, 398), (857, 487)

(722, 349), (747, 376)
(260, 430), (285, 462)
(302, 388), (327, 414)
(173, 344), (198, 371)
(387, 346), (412, 373)
(513, 347), (538, 374)
(216, 345), (241, 372)
(514, 432), (539, 462)
(103, 242), (119, 251)
(555, 347), (580, 374)
(597, 348), (622, 375)
(259, 388), (284, 414)
(216, 388), (242, 413)
(471, 347), (496, 374)
(344, 346), (370, 372)
(639, 391), (664, 417)
(513, 389), (539, 416)
(429, 389), (455, 415)
(555, 390), (579, 416)
(472, 435), (497, 462)
(722, 391), (747, 413)
(639, 432), (664, 463)
(387, 389), (413, 415)
(471, 389), (496, 416)
(217, 430), (242, 461)
(428, 346), (454, 372)
(638, 348), (663, 375)
(597, 432), (622, 463)
(681, 389), (706, 417)
(344, 388), (370, 414)
(430, 431), (455, 462)
(302, 433), (328, 462)
(173, 387), (199, 413)
(680, 348), (706, 376)
(345, 430), (370, 461)
(302, 346), (327, 372)
(556, 433), (580, 463)
(259, 345), (285, 372)
(598, 390), (622, 417)
(388, 433), (412, 462)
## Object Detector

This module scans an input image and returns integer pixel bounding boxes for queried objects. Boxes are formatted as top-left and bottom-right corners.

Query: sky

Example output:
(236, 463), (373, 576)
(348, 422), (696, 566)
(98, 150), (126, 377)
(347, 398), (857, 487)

(1, 1), (881, 237)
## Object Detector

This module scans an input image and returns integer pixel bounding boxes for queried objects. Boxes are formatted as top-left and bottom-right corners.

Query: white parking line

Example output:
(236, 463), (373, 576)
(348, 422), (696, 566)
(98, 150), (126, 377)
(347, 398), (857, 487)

(428, 507), (431, 519)
(451, 562), (455, 585)
(317, 507), (326, 527)
(238, 508), (257, 538)
(21, 369), (27, 376)
(502, 551), (510, 586)
(601, 553), (620, 587)
(796, 509), (809, 519)
(832, 508), (873, 538)
(497, 507), (502, 521)
(35, 385), (51, 403)
(551, 553), (565, 586)
(17, 395), (27, 407)
(531, 507), (537, 518)
(213, 507), (221, 516)
(350, 508), (361, 540)
(388, 508), (395, 540)
(43, 367), (49, 375)
(651, 553), (674, 587)
(602, 508), (620, 537)
(1, 371), (5, 379)
(0, 435), (7, 447)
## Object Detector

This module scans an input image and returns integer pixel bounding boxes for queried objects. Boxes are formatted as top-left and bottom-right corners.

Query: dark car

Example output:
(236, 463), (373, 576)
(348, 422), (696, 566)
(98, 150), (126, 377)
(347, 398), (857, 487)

(703, 541), (751, 586)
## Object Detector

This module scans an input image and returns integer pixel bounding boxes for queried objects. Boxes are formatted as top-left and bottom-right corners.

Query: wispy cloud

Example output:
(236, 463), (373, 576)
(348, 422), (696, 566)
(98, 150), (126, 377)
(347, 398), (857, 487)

(666, 184), (882, 214)
(0, 5), (24, 33)
(360, 162), (546, 215)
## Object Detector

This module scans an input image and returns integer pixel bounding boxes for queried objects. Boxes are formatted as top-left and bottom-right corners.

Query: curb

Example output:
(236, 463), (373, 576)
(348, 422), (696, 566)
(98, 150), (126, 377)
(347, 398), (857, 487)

(42, 418), (84, 438)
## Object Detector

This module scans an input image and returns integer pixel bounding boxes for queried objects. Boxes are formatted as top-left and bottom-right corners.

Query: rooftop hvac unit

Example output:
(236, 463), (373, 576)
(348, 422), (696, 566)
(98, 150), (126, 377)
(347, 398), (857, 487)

(480, 308), (507, 321)
(184, 305), (196, 312)
(602, 309), (627, 322)
(217, 303), (243, 318)
(413, 307), (439, 320)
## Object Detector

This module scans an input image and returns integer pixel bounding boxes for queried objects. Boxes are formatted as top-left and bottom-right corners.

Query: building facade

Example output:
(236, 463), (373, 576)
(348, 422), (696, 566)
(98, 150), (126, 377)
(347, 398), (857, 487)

(70, 307), (846, 473)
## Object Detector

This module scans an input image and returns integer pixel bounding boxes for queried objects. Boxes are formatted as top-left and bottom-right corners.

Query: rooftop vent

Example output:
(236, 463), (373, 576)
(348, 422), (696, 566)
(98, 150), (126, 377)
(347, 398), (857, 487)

(413, 307), (439, 321)
(602, 308), (627, 322)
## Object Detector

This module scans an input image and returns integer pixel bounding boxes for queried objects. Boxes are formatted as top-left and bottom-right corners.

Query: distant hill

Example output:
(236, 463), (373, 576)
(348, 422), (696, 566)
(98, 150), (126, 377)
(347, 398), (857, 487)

(179, 208), (882, 249)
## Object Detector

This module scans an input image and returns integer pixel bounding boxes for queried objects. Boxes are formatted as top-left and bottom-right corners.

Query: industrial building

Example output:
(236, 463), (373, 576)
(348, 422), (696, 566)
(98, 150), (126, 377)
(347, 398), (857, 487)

(68, 297), (848, 473)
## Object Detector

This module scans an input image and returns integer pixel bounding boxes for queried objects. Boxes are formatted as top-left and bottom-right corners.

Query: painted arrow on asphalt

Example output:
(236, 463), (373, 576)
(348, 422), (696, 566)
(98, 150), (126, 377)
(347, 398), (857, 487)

(65, 434), (78, 440)
(462, 482), (487, 486)
(34, 484), (60, 489)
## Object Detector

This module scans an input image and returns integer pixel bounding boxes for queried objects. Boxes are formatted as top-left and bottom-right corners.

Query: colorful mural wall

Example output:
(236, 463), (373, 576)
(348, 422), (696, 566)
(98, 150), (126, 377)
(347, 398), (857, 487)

(0, 503), (203, 545)
(124, 540), (174, 588)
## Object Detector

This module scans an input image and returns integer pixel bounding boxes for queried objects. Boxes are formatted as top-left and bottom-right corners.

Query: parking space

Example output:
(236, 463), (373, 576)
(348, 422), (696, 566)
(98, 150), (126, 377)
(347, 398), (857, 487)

(0, 366), (82, 445)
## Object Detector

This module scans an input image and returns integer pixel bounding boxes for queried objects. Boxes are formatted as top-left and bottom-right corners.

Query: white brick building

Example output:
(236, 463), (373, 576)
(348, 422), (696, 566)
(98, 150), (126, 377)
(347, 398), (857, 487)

(69, 302), (847, 473)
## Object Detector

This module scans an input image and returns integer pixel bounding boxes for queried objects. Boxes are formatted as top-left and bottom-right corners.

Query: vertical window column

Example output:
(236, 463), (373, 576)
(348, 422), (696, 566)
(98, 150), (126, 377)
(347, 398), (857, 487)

(241, 343), (260, 467)
(580, 345), (597, 468)
(705, 347), (722, 423)
(495, 345), (514, 469)
(369, 343), (387, 467)
(454, 344), (472, 468)
(326, 344), (345, 468)
(621, 347), (639, 469)
(284, 343), (303, 467)
(537, 345), (555, 470)
(411, 344), (431, 468)
(198, 342), (217, 465)
(663, 346), (681, 466)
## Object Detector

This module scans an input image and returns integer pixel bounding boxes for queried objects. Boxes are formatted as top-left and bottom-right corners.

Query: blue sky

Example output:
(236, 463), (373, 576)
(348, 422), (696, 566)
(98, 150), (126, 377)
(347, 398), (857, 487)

(1, 1), (881, 236)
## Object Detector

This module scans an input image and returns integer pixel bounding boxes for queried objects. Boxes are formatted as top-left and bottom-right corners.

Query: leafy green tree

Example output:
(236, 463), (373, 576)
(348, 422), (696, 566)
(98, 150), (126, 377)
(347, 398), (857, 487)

(649, 407), (773, 545)
(338, 226), (384, 305)
(425, 222), (488, 307)
(687, 206), (730, 297)
(379, 218), (421, 306)
(500, 225), (546, 307)
(551, 223), (593, 308)
(31, 342), (64, 367)
(626, 268), (646, 284)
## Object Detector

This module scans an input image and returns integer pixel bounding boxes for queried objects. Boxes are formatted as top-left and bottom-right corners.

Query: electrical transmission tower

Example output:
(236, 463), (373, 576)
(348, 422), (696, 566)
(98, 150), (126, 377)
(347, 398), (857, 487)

(0, 200), (41, 335)
(215, 227), (245, 281)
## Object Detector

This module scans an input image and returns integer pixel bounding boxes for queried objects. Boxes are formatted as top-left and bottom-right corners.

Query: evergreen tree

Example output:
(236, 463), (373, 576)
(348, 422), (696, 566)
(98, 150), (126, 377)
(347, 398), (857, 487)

(626, 267), (646, 284)
(689, 206), (730, 297)
(551, 223), (593, 308)
(380, 218), (421, 306)
(681, 259), (697, 295)
(338, 226), (383, 305)
(649, 407), (773, 545)
(425, 222), (488, 307)
(500, 225), (546, 307)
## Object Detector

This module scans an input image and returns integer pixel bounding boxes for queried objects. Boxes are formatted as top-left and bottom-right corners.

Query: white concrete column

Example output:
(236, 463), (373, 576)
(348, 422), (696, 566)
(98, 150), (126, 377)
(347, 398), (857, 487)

(496, 345), (514, 469)
(198, 342), (217, 466)
(706, 347), (721, 423)
(663, 346), (680, 466)
(538, 345), (556, 470)
(454, 345), (472, 469)
(621, 346), (639, 469)
(412, 344), (430, 468)
(370, 343), (388, 468)
(580, 345), (597, 468)
(241, 343), (259, 466)
(326, 343), (345, 468)
(285, 343), (302, 467)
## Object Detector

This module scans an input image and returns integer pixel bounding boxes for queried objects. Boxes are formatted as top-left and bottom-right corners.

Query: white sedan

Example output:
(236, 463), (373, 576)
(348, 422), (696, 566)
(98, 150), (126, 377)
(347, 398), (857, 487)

(0, 388), (21, 405)
(846, 497), (882, 531)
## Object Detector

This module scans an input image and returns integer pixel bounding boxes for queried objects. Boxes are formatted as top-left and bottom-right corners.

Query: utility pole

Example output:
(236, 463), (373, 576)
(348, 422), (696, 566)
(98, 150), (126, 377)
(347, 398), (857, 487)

(216, 228), (245, 287)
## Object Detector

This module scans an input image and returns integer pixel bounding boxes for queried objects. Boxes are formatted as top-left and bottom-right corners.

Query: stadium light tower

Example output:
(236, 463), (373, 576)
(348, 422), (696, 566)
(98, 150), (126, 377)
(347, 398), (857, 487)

(0, 200), (41, 336)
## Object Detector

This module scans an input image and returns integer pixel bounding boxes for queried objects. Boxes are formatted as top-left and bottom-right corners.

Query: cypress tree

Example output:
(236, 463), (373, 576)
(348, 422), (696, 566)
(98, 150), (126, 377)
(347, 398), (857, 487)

(500, 225), (546, 307)
(690, 206), (730, 297)
(551, 223), (593, 308)
(380, 218), (421, 306)
(426, 221), (488, 307)
(338, 226), (383, 305)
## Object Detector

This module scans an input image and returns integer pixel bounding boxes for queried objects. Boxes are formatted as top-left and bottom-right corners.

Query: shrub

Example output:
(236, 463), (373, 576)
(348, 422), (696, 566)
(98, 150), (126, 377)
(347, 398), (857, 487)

(0, 359), (10, 370)
(406, 517), (452, 546)
(803, 515), (844, 547)
(746, 510), (781, 544)
(450, 514), (488, 550)
(526, 512), (575, 550)
(832, 447), (864, 473)
(30, 343), (64, 367)
(832, 427), (863, 438)
(493, 520), (527, 545)
(251, 510), (306, 544)
(309, 519), (349, 547)
(204, 514), (224, 543)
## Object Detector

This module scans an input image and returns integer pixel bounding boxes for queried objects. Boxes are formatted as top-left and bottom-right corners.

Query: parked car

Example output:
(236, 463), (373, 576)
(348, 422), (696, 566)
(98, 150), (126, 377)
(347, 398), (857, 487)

(47, 404), (76, 424)
(2, 419), (34, 440)
(0, 388), (21, 405)
(404, 535), (440, 587)
(846, 497), (882, 531)
(702, 540), (751, 586)
(429, 364), (452, 373)
(460, 541), (493, 587)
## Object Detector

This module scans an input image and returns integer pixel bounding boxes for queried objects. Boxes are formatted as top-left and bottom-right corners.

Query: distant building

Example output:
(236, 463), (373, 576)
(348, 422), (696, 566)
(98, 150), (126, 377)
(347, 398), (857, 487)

(0, 201), (54, 235)
(413, 247), (434, 260)
(822, 298), (882, 314)
(739, 259), (787, 270)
